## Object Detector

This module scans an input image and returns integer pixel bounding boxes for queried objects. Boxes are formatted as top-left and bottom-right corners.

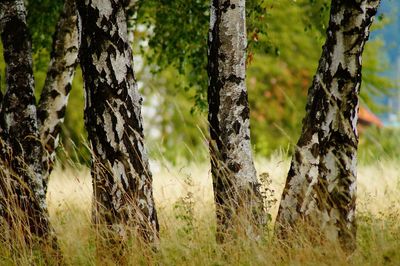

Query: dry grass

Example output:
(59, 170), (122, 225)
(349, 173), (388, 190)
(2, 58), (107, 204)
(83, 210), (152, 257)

(37, 154), (400, 265)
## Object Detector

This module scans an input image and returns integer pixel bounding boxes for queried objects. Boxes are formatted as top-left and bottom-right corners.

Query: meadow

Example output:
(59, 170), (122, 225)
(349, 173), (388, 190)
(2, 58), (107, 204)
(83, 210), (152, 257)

(7, 153), (395, 265)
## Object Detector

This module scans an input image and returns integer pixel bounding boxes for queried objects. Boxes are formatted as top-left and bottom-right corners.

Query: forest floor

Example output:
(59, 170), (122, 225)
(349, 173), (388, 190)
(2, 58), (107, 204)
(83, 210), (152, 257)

(39, 154), (400, 265)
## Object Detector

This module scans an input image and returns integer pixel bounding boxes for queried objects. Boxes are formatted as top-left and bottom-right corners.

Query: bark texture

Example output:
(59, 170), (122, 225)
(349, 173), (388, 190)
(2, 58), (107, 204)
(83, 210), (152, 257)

(0, 0), (54, 241)
(78, 0), (158, 242)
(208, 0), (265, 241)
(276, 0), (381, 250)
(37, 0), (81, 187)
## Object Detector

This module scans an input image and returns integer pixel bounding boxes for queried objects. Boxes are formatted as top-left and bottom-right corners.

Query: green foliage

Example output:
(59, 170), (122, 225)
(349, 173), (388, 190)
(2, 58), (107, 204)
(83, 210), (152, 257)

(0, 0), (396, 164)
(247, 0), (325, 154)
(302, 0), (330, 34)
(136, 0), (269, 112)
(135, 0), (394, 159)
(27, 0), (64, 72)
(137, 65), (208, 162)
(361, 39), (395, 114)
(247, 0), (393, 155)
(136, 0), (209, 111)
(27, 0), (63, 53)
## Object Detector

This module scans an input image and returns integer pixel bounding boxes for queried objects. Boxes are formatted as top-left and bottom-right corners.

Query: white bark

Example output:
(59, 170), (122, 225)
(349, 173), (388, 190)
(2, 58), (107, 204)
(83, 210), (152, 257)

(276, 0), (381, 250)
(208, 0), (265, 241)
(0, 0), (59, 251)
(78, 0), (158, 243)
(37, 0), (81, 187)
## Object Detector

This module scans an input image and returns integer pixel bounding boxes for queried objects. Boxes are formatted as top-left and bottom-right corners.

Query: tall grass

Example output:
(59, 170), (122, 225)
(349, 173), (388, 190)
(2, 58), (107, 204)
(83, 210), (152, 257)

(4, 153), (394, 265)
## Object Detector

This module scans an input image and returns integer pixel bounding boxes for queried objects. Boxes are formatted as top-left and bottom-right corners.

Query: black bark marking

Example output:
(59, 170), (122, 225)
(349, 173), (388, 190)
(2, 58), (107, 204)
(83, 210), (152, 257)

(0, 0), (59, 252)
(56, 106), (67, 119)
(37, 109), (49, 122)
(227, 74), (243, 85)
(208, 0), (265, 242)
(276, 0), (381, 251)
(240, 105), (250, 120)
(228, 162), (241, 173)
(37, 0), (81, 185)
(78, 0), (159, 243)
(237, 90), (248, 106)
(233, 120), (241, 134)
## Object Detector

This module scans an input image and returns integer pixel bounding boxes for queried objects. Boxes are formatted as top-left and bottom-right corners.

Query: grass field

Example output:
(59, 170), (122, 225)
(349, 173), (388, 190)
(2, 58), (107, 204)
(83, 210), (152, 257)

(35, 154), (400, 265)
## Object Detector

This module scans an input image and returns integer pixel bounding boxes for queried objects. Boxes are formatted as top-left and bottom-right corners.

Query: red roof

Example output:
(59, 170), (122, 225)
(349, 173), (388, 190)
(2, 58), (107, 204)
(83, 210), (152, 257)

(359, 106), (383, 127)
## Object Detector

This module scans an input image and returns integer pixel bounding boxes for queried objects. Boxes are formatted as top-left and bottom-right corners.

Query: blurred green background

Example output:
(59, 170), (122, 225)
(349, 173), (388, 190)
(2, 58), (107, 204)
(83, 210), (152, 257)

(0, 0), (398, 166)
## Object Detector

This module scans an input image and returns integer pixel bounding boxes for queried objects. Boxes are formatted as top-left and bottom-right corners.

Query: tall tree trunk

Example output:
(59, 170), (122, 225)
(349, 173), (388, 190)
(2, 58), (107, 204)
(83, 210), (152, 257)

(37, 0), (81, 188)
(208, 0), (265, 242)
(78, 0), (159, 243)
(0, 0), (56, 246)
(275, 0), (381, 250)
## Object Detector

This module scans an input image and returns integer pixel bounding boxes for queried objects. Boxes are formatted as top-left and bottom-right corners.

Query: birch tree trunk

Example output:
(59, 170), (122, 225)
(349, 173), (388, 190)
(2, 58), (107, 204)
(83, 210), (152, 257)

(275, 0), (381, 250)
(208, 0), (265, 242)
(0, 0), (56, 245)
(37, 0), (81, 188)
(78, 0), (159, 243)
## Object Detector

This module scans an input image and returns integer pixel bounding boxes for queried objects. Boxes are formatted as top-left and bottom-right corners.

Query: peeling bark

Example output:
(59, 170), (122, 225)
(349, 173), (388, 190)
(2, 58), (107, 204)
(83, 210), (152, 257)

(78, 0), (158, 243)
(275, 0), (381, 250)
(0, 0), (56, 245)
(37, 0), (81, 187)
(208, 0), (265, 241)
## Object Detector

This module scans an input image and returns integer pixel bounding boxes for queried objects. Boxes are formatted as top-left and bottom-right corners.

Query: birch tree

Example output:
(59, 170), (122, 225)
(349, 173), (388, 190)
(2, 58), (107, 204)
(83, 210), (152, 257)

(0, 0), (80, 253)
(208, 0), (265, 241)
(37, 0), (81, 189)
(0, 0), (52, 241)
(275, 0), (381, 250)
(78, 0), (159, 243)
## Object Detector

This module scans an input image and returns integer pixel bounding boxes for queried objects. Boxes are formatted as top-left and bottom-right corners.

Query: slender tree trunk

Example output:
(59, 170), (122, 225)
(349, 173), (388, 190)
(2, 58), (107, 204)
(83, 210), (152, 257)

(208, 0), (265, 242)
(78, 0), (159, 243)
(0, 0), (56, 245)
(37, 0), (81, 188)
(275, 0), (381, 250)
